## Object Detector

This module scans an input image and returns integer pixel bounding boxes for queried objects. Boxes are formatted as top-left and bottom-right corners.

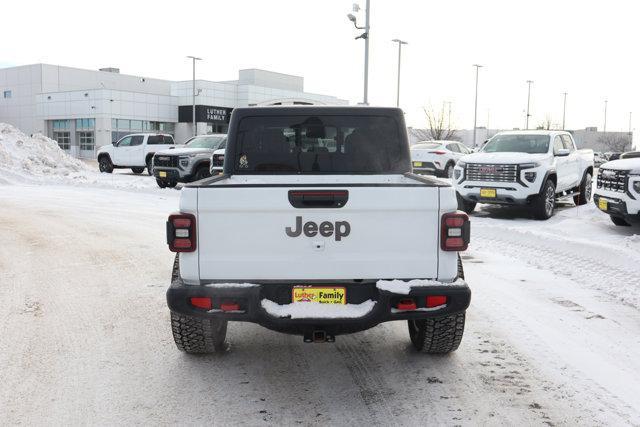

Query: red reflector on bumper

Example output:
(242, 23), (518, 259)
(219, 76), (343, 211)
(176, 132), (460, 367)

(426, 295), (447, 308)
(190, 297), (212, 309)
(397, 299), (417, 310)
(220, 303), (240, 312)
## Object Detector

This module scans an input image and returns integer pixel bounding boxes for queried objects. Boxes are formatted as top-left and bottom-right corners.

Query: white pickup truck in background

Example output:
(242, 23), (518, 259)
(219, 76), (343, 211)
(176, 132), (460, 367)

(594, 157), (640, 226)
(165, 106), (471, 355)
(97, 133), (175, 175)
(454, 130), (594, 219)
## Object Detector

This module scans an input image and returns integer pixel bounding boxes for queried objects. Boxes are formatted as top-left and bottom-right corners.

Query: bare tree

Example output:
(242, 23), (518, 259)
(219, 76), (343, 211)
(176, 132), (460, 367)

(423, 104), (458, 141)
(536, 114), (554, 130)
(599, 134), (632, 152)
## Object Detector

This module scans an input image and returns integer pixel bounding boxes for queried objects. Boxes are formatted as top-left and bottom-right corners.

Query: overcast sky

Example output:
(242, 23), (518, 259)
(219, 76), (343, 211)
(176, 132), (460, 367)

(1, 0), (638, 133)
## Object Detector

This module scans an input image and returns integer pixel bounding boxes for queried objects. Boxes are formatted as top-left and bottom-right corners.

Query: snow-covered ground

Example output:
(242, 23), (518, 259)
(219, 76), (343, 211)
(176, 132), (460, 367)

(1, 127), (639, 425)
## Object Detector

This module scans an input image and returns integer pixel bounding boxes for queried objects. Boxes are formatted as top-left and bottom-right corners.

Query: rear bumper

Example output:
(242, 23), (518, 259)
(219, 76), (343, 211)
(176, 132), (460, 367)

(167, 277), (471, 336)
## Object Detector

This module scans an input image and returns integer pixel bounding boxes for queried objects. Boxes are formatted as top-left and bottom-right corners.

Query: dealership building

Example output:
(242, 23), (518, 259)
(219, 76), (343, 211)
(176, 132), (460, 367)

(0, 64), (348, 158)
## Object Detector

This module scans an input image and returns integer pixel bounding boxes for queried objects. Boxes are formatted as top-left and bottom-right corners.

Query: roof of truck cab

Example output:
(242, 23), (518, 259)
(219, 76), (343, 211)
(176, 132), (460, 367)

(230, 106), (404, 117)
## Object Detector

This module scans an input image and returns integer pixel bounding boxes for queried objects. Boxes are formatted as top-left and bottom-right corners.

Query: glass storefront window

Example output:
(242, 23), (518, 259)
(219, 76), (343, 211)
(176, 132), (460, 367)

(78, 131), (95, 151)
(53, 131), (70, 150)
(130, 120), (142, 130)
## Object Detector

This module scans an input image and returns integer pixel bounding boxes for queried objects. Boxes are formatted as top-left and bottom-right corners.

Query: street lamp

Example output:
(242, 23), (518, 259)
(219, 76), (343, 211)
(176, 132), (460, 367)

(562, 92), (568, 130)
(472, 64), (483, 148)
(391, 39), (408, 107)
(347, 0), (370, 105)
(525, 80), (533, 130)
(186, 55), (202, 137)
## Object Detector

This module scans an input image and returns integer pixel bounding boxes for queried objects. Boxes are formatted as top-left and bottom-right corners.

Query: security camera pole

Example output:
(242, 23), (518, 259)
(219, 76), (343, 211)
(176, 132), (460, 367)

(392, 39), (408, 107)
(525, 80), (533, 130)
(347, 0), (370, 105)
(187, 56), (202, 137)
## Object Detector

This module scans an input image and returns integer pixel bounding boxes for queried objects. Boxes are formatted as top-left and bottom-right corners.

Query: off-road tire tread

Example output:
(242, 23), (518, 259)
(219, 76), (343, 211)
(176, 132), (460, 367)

(408, 256), (466, 354)
(533, 180), (555, 220)
(169, 255), (227, 354)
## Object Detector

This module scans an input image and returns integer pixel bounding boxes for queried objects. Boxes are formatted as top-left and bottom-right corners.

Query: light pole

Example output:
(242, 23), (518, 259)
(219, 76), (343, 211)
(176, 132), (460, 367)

(603, 99), (608, 133)
(391, 39), (408, 107)
(472, 64), (482, 148)
(445, 101), (452, 128)
(525, 80), (533, 130)
(629, 111), (632, 146)
(347, 0), (370, 105)
(562, 92), (567, 130)
(187, 55), (202, 137)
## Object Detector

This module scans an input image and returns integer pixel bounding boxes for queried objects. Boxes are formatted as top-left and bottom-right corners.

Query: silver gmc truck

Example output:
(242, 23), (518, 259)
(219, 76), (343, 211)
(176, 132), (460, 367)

(153, 134), (226, 188)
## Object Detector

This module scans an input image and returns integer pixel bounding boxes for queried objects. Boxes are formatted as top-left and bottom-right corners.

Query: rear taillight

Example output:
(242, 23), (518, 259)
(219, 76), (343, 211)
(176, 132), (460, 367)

(167, 213), (196, 252)
(441, 211), (470, 251)
(431, 150), (447, 155)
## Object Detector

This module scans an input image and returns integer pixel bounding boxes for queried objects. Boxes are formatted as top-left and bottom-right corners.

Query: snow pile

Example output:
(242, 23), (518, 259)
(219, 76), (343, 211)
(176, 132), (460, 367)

(261, 299), (376, 319)
(0, 123), (160, 191)
(0, 123), (91, 184)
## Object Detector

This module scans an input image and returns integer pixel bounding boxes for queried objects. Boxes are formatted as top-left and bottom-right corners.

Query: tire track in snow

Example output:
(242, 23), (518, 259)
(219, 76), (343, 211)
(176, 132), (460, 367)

(472, 224), (640, 308)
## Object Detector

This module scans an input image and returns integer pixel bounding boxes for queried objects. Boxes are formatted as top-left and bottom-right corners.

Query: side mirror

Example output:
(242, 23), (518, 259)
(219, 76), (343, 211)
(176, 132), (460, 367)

(555, 148), (570, 157)
(112, 141), (117, 146)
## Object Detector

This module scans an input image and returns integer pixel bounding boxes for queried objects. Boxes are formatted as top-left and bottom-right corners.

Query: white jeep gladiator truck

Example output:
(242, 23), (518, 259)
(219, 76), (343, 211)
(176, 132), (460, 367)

(594, 157), (640, 226)
(165, 106), (471, 354)
(97, 133), (175, 175)
(453, 130), (594, 219)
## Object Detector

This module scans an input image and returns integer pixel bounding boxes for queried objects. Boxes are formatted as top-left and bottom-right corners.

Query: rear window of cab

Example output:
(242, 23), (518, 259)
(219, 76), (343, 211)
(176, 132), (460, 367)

(232, 115), (410, 174)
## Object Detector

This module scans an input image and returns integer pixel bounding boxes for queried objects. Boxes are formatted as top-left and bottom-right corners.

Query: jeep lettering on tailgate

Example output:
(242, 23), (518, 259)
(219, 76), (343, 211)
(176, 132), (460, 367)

(285, 216), (351, 241)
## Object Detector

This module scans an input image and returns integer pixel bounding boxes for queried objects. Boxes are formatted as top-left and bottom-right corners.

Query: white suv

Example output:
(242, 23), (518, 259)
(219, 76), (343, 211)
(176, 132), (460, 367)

(97, 133), (175, 175)
(411, 141), (472, 178)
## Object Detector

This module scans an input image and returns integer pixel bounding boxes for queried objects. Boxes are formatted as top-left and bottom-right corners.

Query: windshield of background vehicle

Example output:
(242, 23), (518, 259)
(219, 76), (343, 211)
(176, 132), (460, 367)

(483, 134), (550, 154)
(186, 136), (226, 149)
(233, 115), (409, 174)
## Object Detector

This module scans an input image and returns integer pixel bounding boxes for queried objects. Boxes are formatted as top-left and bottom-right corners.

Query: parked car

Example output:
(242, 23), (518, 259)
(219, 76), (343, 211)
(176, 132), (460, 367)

(152, 134), (226, 188)
(608, 152), (623, 161)
(410, 140), (472, 177)
(97, 133), (175, 175)
(594, 152), (607, 167)
(620, 151), (640, 159)
(454, 130), (594, 219)
(594, 157), (640, 226)
(165, 106), (471, 354)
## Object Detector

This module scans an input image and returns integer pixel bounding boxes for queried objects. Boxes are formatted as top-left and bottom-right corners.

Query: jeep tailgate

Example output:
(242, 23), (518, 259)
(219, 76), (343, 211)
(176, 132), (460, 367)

(196, 184), (442, 281)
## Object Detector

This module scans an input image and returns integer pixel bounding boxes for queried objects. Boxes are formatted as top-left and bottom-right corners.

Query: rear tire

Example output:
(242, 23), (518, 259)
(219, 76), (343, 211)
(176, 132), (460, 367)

(408, 256), (466, 354)
(146, 158), (154, 175)
(456, 192), (476, 214)
(533, 179), (556, 220)
(610, 215), (631, 226)
(98, 156), (113, 173)
(573, 172), (592, 205)
(170, 312), (228, 354)
(131, 167), (145, 174)
(156, 179), (167, 188)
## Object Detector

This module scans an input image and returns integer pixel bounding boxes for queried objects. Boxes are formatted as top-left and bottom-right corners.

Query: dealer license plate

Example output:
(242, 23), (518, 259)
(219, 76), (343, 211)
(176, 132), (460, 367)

(292, 286), (346, 304)
(159, 171), (167, 178)
(598, 198), (608, 211)
(413, 161), (423, 167)
(480, 188), (497, 198)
